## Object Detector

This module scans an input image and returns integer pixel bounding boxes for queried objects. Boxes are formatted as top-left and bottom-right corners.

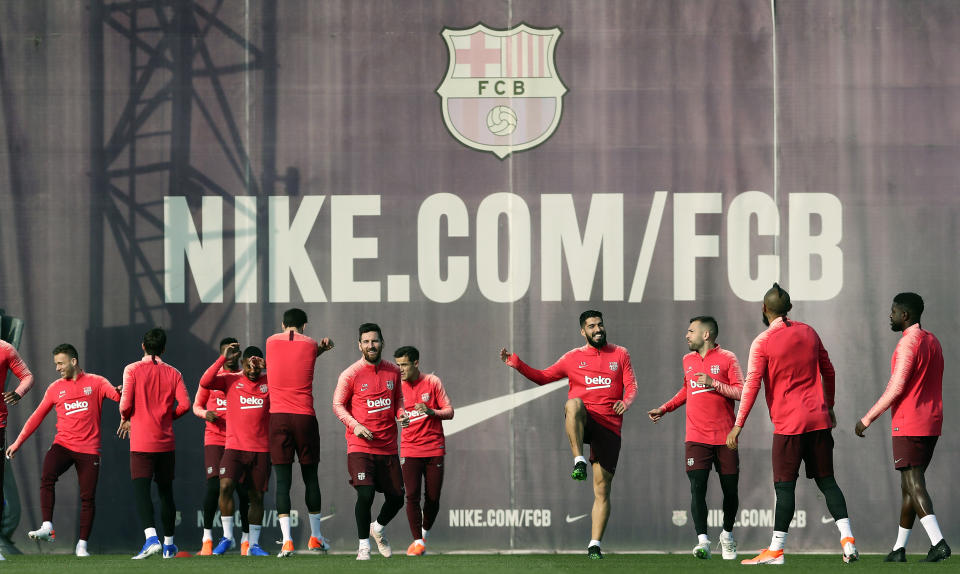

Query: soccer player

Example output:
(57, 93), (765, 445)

(648, 316), (743, 560)
(192, 337), (250, 555)
(0, 335), (35, 561)
(395, 346), (454, 557)
(117, 327), (191, 559)
(726, 283), (858, 564)
(854, 293), (951, 563)
(500, 309), (637, 560)
(332, 323), (409, 561)
(5, 344), (119, 557)
(265, 308), (334, 556)
(199, 344), (272, 557)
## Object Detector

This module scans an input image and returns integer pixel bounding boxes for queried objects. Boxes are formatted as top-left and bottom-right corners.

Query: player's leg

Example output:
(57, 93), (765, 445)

(370, 455), (404, 558)
(421, 456), (445, 541)
(589, 462), (613, 559)
(742, 435), (798, 564)
(300, 462), (329, 551)
(33, 444), (72, 541)
(214, 476), (237, 553)
(73, 451), (100, 556)
(349, 452), (377, 560)
(718, 472), (739, 558)
(902, 465), (951, 561)
(237, 485), (251, 551)
(243, 452), (271, 556)
(807, 429), (856, 562)
(402, 457), (426, 551)
(269, 414), (296, 554)
(565, 399), (587, 479)
(156, 452), (178, 557)
(687, 469), (710, 557)
(199, 444), (223, 554)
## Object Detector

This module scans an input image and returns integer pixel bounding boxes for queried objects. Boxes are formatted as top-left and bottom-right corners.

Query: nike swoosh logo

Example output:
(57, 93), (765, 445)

(442, 380), (567, 436)
(565, 513), (589, 523)
(821, 516), (835, 524)
(320, 513), (335, 522)
(894, 458), (904, 464)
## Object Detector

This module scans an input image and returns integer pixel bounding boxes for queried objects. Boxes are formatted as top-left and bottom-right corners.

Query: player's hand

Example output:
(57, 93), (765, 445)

(353, 424), (373, 440)
(249, 356), (266, 370)
(205, 410), (219, 422)
(414, 402), (434, 416)
(726, 426), (742, 451)
(647, 407), (664, 423)
(499, 348), (510, 364)
(3, 391), (21, 405)
(223, 342), (241, 362)
(5, 442), (19, 459)
(117, 419), (131, 439)
(828, 407), (837, 428)
(613, 400), (627, 415)
(854, 420), (868, 437)
(318, 338), (334, 354)
(694, 372), (716, 388)
(397, 412), (410, 428)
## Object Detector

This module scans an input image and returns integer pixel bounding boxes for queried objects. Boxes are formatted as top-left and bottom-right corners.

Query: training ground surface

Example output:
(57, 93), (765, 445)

(2, 553), (958, 573)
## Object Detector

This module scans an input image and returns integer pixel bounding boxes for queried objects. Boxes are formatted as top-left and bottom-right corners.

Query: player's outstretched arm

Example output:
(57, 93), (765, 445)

(317, 337), (334, 356)
(499, 348), (566, 386)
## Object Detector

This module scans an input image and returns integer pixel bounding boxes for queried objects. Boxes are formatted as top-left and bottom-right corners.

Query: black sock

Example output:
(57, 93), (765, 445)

(815, 475), (848, 520)
(157, 481), (176, 536)
(687, 469), (709, 536)
(275, 463), (293, 515)
(237, 487), (250, 533)
(376, 493), (405, 527)
(773, 481), (796, 532)
(355, 485), (376, 539)
(719, 473), (739, 532)
(133, 478), (155, 530)
(202, 477), (219, 529)
(301, 463), (322, 513)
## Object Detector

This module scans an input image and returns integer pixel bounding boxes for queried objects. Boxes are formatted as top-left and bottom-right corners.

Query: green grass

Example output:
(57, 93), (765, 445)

(2, 553), (958, 573)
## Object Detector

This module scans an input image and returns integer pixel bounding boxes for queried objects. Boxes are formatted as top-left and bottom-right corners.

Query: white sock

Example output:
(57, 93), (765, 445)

(698, 533), (709, 544)
(76, 539), (87, 550)
(721, 530), (734, 541)
(144, 527), (158, 540)
(574, 455), (588, 465)
(894, 526), (911, 550)
(769, 531), (787, 551)
(415, 538), (424, 546)
(920, 514), (944, 545)
(279, 516), (292, 542)
(836, 517), (853, 540)
(422, 527), (430, 539)
(241, 532), (249, 544)
(589, 539), (601, 548)
(249, 525), (261, 546)
(202, 528), (213, 542)
(163, 536), (174, 546)
(309, 512), (324, 539)
(42, 521), (54, 532)
(359, 538), (371, 549)
(371, 520), (384, 534)
(221, 516), (234, 540)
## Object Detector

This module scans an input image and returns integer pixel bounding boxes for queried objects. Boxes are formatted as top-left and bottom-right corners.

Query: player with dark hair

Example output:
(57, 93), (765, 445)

(265, 308), (334, 556)
(0, 333), (35, 560)
(727, 284), (858, 564)
(5, 344), (119, 557)
(855, 292), (951, 562)
(333, 323), (409, 560)
(118, 327), (191, 559)
(200, 344), (272, 557)
(394, 346), (454, 556)
(500, 310), (637, 559)
(192, 337), (251, 555)
(648, 316), (743, 560)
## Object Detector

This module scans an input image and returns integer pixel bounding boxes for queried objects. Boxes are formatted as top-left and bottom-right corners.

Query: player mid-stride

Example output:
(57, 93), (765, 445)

(500, 310), (637, 560)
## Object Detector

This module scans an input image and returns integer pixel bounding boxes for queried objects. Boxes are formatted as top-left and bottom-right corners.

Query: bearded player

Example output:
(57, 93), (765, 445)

(500, 310), (637, 560)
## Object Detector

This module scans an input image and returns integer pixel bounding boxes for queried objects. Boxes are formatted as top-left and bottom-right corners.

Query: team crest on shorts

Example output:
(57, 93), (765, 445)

(672, 510), (688, 527)
(207, 466), (213, 474)
(609, 362), (618, 372)
(437, 23), (567, 159)
(687, 457), (695, 467)
(386, 381), (394, 390)
(83, 386), (93, 395)
(710, 365), (720, 375)
(219, 467), (226, 475)
(357, 472), (366, 481)
(421, 393), (430, 401)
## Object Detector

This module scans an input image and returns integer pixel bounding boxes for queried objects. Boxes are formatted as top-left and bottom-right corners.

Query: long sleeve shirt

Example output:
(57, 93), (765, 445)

(734, 317), (835, 435)
(860, 324), (943, 436)
(200, 356), (270, 452)
(0, 340), (35, 428)
(120, 355), (191, 452)
(506, 343), (638, 436)
(660, 346), (743, 445)
(401, 373), (454, 458)
(333, 359), (404, 455)
(193, 384), (227, 447)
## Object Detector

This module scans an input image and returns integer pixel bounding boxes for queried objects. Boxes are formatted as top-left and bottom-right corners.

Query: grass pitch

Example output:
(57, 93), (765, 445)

(2, 552), (958, 573)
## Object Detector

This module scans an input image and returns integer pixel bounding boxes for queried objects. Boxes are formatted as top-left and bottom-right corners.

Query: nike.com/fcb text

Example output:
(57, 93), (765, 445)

(449, 508), (551, 528)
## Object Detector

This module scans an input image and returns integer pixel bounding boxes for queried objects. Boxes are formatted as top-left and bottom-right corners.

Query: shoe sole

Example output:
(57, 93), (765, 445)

(132, 544), (162, 560)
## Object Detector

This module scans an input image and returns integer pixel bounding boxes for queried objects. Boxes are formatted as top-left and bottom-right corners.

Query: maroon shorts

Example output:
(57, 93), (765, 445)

(347, 452), (404, 496)
(892, 436), (938, 470)
(771, 429), (834, 483)
(220, 449), (271, 492)
(130, 450), (176, 482)
(685, 442), (739, 475)
(204, 444), (225, 479)
(269, 413), (320, 465)
(584, 412), (621, 475)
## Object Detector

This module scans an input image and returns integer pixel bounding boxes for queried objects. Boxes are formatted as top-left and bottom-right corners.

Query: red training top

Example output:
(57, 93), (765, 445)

(860, 324), (943, 436)
(400, 373), (454, 458)
(13, 371), (119, 455)
(734, 317), (835, 435)
(333, 358), (404, 455)
(660, 346), (744, 445)
(0, 340), (35, 428)
(200, 355), (270, 452)
(506, 344), (638, 436)
(119, 355), (191, 452)
(265, 331), (318, 416)
(193, 383), (227, 447)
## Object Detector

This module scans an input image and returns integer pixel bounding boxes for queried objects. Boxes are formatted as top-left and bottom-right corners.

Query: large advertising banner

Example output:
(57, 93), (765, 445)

(0, 0), (957, 554)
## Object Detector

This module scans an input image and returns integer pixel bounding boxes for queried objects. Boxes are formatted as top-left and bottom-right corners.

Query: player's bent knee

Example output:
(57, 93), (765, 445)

(565, 398), (585, 412)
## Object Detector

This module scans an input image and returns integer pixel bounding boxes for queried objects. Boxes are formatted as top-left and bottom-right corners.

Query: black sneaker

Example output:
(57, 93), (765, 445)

(884, 547), (907, 562)
(921, 540), (951, 562)
(571, 461), (588, 481)
(587, 545), (603, 560)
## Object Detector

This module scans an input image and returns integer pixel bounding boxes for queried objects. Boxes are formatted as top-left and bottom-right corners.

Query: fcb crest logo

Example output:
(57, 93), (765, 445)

(259, 384), (268, 393)
(672, 510), (688, 527)
(609, 362), (618, 372)
(710, 365), (720, 375)
(421, 393), (430, 402)
(437, 23), (567, 159)
(386, 380), (394, 391)
(83, 386), (93, 396)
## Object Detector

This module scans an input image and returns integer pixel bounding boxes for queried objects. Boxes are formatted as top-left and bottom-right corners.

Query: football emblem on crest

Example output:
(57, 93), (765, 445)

(83, 386), (93, 395)
(710, 365), (720, 375)
(609, 362), (618, 372)
(386, 380), (394, 391)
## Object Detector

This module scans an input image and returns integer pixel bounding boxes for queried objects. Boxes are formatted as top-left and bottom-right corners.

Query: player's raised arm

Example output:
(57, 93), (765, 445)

(2, 344), (34, 404)
(500, 348), (566, 386)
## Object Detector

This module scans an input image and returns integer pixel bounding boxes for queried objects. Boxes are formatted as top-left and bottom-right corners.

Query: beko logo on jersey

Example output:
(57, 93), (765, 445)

(216, 398), (227, 407)
(584, 376), (611, 389)
(64, 400), (89, 415)
(367, 397), (392, 413)
(239, 395), (264, 409)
